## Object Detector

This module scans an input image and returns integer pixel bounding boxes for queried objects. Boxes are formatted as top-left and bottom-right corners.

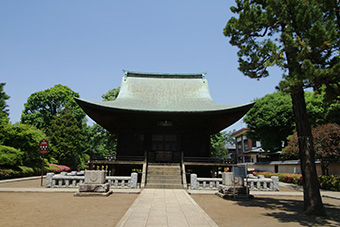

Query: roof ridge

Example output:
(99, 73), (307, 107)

(123, 70), (206, 79)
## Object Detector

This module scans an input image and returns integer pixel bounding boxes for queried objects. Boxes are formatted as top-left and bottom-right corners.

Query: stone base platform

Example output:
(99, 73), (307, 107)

(74, 191), (113, 197)
(79, 183), (110, 193)
(215, 192), (254, 200)
(218, 185), (246, 195)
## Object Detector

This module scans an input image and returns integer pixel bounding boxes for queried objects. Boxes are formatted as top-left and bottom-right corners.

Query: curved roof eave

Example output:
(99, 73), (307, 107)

(75, 97), (255, 115)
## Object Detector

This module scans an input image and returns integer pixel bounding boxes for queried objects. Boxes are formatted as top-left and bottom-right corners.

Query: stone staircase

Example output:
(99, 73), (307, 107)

(145, 163), (183, 189)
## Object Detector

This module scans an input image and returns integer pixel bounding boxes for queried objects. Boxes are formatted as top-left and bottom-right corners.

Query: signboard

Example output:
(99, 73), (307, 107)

(39, 139), (49, 154)
(233, 166), (247, 178)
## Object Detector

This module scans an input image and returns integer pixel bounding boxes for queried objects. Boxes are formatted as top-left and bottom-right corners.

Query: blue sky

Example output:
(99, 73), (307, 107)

(0, 0), (283, 131)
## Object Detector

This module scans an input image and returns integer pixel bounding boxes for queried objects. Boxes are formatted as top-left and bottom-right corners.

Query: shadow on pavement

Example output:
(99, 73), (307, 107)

(235, 197), (340, 226)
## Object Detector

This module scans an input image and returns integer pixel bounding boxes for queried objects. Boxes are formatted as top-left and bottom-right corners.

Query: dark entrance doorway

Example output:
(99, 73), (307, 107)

(149, 133), (180, 163)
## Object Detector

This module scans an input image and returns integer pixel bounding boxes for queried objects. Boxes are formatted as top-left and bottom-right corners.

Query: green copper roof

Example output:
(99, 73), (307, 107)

(76, 70), (253, 113)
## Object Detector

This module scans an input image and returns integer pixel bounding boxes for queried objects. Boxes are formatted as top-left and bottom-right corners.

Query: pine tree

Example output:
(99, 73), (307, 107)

(224, 0), (340, 215)
(48, 106), (82, 169)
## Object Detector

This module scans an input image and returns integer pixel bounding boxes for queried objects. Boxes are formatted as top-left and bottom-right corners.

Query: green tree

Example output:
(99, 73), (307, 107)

(5, 123), (46, 166)
(0, 83), (10, 119)
(85, 124), (117, 157)
(244, 91), (336, 152)
(84, 87), (120, 157)
(0, 83), (46, 167)
(48, 106), (82, 169)
(101, 87), (120, 101)
(210, 132), (229, 160)
(224, 0), (340, 215)
(244, 92), (294, 152)
(21, 84), (85, 131)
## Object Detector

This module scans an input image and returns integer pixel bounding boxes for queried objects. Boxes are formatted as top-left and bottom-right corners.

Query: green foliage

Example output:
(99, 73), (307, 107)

(1, 122), (45, 166)
(244, 92), (294, 151)
(101, 87), (120, 101)
(319, 175), (340, 191)
(210, 132), (228, 159)
(0, 163), (72, 179)
(304, 92), (338, 126)
(210, 131), (235, 160)
(85, 123), (117, 157)
(82, 87), (120, 157)
(0, 115), (11, 144)
(0, 83), (10, 118)
(225, 0), (340, 92)
(245, 91), (340, 152)
(21, 84), (85, 131)
(225, 1), (339, 212)
(48, 105), (82, 169)
(0, 145), (23, 166)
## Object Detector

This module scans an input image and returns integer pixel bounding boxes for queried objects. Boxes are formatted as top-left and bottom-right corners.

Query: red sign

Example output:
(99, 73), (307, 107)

(39, 139), (49, 154)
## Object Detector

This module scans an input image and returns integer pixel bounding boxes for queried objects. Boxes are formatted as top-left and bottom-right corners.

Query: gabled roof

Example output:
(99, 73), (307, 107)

(230, 128), (249, 138)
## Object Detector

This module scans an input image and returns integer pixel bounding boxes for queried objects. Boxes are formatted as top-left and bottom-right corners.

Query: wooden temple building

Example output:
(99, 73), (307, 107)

(75, 70), (253, 188)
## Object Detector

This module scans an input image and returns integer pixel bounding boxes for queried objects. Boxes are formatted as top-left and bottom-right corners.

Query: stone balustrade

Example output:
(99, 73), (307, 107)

(190, 174), (279, 191)
(190, 174), (222, 190)
(46, 172), (138, 189)
(245, 175), (279, 191)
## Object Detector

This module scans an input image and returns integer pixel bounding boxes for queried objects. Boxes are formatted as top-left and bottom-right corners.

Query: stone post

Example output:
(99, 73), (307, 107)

(45, 173), (54, 188)
(130, 172), (138, 189)
(190, 174), (197, 190)
(271, 176), (279, 191)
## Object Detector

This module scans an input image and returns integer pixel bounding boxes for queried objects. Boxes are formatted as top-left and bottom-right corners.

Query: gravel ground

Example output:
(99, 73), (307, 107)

(1, 178), (340, 227)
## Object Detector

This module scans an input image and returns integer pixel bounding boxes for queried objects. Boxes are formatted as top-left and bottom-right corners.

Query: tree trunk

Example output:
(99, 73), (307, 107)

(321, 162), (326, 176)
(291, 86), (326, 215)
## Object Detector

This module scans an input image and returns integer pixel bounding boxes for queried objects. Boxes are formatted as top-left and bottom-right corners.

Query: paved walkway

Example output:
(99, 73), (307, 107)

(116, 189), (217, 227)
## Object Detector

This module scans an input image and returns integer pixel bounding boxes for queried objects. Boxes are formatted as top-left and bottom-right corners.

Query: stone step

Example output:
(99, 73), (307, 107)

(147, 175), (181, 180)
(148, 163), (180, 166)
(147, 179), (182, 184)
(146, 163), (182, 189)
(145, 183), (184, 189)
(147, 167), (181, 171)
(147, 166), (180, 171)
(147, 170), (181, 175)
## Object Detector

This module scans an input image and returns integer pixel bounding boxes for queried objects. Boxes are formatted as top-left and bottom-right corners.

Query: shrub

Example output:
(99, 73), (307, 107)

(47, 163), (71, 173)
(319, 175), (340, 191)
(0, 163), (71, 180)
(0, 166), (39, 179)
(0, 145), (23, 166)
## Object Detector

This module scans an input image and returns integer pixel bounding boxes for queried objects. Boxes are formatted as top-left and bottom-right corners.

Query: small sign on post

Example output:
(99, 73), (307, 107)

(39, 139), (49, 154)
(233, 166), (247, 178)
(232, 166), (248, 198)
(39, 139), (49, 186)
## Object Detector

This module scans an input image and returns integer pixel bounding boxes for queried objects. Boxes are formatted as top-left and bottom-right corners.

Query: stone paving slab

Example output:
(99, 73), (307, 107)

(116, 189), (218, 227)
